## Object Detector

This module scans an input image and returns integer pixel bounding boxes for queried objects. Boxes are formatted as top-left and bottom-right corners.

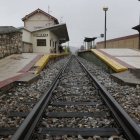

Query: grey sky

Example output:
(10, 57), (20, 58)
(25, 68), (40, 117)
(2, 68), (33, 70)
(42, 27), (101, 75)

(0, 0), (139, 48)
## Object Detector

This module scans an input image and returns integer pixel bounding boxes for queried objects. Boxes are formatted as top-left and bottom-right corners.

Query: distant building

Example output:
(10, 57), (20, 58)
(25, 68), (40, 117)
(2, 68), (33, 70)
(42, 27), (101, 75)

(20, 8), (69, 53)
(96, 34), (139, 49)
(80, 45), (85, 50)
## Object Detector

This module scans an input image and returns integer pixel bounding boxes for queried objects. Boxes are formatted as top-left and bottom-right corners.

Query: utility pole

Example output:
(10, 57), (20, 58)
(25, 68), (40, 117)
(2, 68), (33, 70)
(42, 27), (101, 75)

(103, 6), (108, 48)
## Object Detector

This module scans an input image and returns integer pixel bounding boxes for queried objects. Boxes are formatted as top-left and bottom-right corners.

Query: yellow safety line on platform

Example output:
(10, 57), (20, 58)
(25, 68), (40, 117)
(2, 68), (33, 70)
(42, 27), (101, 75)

(91, 49), (127, 72)
(34, 53), (69, 74)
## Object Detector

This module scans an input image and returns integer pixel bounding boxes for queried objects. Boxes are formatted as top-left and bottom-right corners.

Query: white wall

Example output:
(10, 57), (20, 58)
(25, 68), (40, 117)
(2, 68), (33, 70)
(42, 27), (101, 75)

(32, 29), (50, 53)
(22, 29), (32, 43)
(24, 13), (55, 31)
(32, 29), (59, 53)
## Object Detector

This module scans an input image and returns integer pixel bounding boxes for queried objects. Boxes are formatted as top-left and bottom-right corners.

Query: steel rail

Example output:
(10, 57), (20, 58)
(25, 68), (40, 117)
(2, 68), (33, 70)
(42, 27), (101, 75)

(11, 55), (73, 140)
(76, 56), (140, 140)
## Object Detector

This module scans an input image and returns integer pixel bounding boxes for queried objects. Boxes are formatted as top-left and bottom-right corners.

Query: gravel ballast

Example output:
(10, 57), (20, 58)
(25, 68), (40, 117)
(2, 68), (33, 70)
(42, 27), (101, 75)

(37, 58), (125, 140)
(0, 57), (69, 139)
(78, 56), (140, 124)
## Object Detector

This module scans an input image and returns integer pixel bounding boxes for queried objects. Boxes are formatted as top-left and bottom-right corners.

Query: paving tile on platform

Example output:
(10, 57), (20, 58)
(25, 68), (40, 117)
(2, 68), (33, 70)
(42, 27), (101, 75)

(100, 49), (140, 57)
(0, 53), (41, 89)
(116, 57), (140, 69)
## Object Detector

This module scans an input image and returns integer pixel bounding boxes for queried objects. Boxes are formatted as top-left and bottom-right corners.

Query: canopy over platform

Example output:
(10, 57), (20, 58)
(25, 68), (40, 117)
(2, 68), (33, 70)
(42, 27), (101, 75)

(84, 37), (97, 42)
(132, 24), (140, 32)
(32, 23), (69, 44)
(49, 24), (69, 43)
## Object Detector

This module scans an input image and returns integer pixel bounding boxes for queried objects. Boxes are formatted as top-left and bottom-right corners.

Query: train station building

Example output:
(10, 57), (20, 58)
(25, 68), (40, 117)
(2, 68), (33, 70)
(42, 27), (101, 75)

(20, 8), (69, 53)
(0, 8), (69, 58)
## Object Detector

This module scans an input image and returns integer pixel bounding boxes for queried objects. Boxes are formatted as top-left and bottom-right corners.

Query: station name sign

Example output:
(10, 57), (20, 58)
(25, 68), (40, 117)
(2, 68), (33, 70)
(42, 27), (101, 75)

(33, 34), (48, 37)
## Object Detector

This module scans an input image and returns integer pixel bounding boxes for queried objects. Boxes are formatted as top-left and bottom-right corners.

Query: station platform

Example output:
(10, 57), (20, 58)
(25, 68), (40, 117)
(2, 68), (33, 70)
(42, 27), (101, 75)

(0, 53), (43, 90)
(0, 53), (68, 90)
(97, 49), (140, 69)
(91, 48), (140, 85)
(91, 49), (128, 72)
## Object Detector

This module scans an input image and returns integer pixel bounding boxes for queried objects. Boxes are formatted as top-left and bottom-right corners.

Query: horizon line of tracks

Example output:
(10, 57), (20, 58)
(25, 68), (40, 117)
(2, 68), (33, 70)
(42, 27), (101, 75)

(8, 55), (140, 139)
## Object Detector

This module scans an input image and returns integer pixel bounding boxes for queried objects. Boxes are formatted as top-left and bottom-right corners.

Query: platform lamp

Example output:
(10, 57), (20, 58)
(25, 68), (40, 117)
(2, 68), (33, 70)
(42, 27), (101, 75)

(103, 6), (108, 48)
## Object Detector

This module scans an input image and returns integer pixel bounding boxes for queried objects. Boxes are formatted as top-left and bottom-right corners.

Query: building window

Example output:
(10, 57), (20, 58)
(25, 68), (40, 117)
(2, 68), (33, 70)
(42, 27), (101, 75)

(37, 39), (46, 46)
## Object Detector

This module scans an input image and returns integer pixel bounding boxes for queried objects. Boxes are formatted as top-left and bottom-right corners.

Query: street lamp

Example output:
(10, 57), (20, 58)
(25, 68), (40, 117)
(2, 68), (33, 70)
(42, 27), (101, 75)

(103, 6), (108, 48)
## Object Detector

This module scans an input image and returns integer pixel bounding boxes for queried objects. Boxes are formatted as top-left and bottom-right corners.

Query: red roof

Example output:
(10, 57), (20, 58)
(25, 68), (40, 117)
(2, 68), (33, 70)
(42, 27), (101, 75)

(22, 8), (59, 24)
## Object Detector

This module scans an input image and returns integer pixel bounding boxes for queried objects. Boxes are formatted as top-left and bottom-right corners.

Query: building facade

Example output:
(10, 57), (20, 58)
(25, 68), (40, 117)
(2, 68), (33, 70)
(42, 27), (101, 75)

(96, 34), (139, 49)
(21, 8), (69, 53)
(22, 8), (59, 31)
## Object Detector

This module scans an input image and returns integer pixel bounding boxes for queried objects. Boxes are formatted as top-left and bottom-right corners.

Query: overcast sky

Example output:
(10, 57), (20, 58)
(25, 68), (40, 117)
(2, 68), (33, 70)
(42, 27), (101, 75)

(0, 0), (140, 48)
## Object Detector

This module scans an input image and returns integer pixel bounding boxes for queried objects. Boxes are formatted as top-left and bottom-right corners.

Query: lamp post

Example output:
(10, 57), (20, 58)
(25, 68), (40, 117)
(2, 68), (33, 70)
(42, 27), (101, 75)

(103, 6), (108, 48)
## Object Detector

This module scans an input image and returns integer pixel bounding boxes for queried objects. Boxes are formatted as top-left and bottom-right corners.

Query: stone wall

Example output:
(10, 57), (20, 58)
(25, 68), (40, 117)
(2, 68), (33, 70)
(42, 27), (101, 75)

(0, 32), (22, 58)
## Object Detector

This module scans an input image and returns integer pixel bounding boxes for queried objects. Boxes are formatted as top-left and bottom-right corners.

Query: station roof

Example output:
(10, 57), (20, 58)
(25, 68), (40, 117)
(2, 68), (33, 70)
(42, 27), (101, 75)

(132, 24), (140, 32)
(84, 37), (97, 42)
(0, 26), (21, 34)
(22, 8), (59, 24)
(18, 27), (31, 33)
(32, 23), (69, 43)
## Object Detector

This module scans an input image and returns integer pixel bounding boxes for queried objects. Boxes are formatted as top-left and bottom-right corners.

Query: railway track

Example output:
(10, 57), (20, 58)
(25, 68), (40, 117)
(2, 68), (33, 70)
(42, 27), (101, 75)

(1, 55), (140, 140)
